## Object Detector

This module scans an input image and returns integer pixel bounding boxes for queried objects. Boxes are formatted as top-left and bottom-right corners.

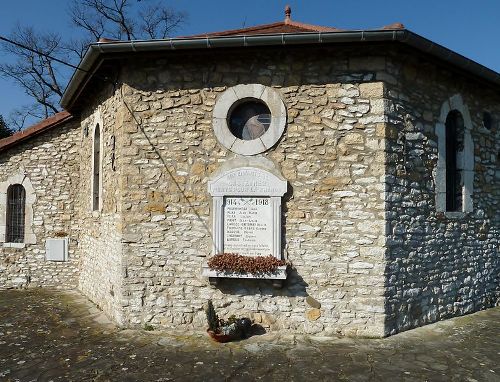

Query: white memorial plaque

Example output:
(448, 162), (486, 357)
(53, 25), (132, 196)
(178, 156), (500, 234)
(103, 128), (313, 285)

(223, 197), (273, 256)
(204, 166), (289, 279)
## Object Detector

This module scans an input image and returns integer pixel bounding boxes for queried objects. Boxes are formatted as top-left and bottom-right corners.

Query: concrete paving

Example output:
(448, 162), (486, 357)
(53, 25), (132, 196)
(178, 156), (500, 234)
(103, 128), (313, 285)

(0, 289), (499, 381)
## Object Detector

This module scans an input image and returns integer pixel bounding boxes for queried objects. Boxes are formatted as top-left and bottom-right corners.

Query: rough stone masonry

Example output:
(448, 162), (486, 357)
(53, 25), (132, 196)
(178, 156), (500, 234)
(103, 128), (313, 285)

(0, 38), (498, 337)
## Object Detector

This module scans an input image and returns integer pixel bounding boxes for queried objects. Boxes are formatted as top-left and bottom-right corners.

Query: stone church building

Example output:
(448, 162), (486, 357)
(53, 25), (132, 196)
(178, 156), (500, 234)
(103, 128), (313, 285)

(0, 8), (498, 337)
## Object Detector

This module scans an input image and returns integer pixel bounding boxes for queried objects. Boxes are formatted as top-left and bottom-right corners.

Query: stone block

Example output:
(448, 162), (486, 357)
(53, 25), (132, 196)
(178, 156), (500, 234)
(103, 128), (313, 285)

(306, 308), (321, 321)
(343, 133), (364, 145)
(306, 296), (322, 309)
(359, 82), (384, 98)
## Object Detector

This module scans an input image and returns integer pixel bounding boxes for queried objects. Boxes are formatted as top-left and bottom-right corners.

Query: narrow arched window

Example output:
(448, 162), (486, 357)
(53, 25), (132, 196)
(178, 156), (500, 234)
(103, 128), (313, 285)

(92, 124), (101, 211)
(6, 184), (26, 243)
(445, 111), (464, 211)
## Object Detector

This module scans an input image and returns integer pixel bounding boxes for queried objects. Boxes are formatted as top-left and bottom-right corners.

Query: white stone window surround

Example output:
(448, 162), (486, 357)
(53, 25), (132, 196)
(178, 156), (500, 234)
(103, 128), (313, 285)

(91, 109), (104, 213)
(435, 94), (474, 216)
(0, 172), (36, 246)
(213, 84), (287, 156)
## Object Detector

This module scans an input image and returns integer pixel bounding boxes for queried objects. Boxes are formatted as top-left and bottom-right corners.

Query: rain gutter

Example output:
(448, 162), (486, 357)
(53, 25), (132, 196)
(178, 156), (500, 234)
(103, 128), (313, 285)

(60, 29), (500, 110)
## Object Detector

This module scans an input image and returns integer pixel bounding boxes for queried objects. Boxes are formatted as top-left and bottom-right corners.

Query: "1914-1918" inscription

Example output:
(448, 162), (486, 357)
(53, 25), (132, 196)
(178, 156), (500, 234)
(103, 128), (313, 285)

(223, 197), (272, 256)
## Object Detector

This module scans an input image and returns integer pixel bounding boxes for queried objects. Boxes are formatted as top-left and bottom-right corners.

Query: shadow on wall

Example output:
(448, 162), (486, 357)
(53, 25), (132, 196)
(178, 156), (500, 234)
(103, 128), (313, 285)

(382, 110), (500, 336)
(123, 46), (383, 95)
(213, 268), (309, 298)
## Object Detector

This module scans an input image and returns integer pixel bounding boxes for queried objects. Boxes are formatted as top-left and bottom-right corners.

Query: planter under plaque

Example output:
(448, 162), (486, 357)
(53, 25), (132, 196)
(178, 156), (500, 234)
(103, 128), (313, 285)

(202, 264), (288, 280)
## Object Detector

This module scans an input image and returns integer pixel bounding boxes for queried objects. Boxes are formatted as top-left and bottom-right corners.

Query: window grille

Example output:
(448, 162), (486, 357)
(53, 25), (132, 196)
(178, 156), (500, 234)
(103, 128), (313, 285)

(6, 184), (26, 243)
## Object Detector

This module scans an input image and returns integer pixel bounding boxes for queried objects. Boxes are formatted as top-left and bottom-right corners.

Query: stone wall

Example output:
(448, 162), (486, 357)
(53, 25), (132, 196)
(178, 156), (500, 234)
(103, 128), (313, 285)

(383, 47), (500, 334)
(76, 86), (127, 325)
(115, 47), (389, 336)
(0, 119), (81, 288)
(3, 42), (497, 338)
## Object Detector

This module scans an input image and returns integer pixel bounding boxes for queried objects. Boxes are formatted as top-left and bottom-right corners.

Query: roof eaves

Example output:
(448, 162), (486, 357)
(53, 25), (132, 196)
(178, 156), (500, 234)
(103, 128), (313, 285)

(0, 111), (73, 153)
(61, 29), (500, 110)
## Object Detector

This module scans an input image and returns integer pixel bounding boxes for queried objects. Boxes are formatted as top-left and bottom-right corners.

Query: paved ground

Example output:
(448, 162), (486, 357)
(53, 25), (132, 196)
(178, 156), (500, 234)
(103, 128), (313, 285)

(0, 289), (499, 382)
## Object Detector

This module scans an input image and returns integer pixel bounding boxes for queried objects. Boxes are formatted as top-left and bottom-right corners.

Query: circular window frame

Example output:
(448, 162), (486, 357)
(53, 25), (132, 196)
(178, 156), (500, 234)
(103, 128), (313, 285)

(213, 84), (287, 155)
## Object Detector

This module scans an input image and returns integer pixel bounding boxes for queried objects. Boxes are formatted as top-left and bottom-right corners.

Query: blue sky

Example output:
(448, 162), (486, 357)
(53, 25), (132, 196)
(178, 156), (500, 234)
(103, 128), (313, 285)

(1, 0), (499, 127)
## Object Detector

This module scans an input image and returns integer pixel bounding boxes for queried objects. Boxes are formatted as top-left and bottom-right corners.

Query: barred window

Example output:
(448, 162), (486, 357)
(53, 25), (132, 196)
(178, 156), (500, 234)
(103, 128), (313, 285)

(6, 184), (26, 243)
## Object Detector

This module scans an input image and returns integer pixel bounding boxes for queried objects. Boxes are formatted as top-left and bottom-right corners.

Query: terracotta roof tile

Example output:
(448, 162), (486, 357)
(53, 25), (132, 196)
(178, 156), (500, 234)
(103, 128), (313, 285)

(381, 22), (406, 30)
(185, 6), (341, 38)
(98, 37), (120, 43)
(0, 111), (73, 152)
(183, 6), (404, 38)
(188, 20), (340, 38)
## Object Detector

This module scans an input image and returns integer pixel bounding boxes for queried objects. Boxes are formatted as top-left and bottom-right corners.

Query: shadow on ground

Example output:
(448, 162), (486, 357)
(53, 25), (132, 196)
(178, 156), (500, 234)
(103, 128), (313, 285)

(0, 289), (499, 381)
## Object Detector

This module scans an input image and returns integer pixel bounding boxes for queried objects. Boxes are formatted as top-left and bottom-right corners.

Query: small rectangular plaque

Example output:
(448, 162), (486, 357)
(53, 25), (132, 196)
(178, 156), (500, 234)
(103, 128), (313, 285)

(45, 238), (69, 262)
(223, 196), (272, 256)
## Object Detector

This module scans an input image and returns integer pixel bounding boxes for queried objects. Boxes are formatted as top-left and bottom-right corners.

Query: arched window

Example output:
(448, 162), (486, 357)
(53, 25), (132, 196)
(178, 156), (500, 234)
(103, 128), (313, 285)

(445, 111), (465, 212)
(6, 184), (26, 243)
(435, 94), (474, 214)
(92, 124), (101, 211)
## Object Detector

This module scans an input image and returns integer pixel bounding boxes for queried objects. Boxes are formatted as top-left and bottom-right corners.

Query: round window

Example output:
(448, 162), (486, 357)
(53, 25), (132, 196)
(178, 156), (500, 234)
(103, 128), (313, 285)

(212, 84), (287, 156)
(228, 100), (271, 140)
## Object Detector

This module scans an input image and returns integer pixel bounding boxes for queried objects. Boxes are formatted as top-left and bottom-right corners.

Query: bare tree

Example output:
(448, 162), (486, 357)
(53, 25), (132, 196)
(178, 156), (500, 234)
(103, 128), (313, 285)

(7, 105), (44, 132)
(0, 0), (186, 128)
(69, 0), (186, 42)
(0, 26), (65, 123)
(0, 114), (14, 138)
(139, 3), (186, 39)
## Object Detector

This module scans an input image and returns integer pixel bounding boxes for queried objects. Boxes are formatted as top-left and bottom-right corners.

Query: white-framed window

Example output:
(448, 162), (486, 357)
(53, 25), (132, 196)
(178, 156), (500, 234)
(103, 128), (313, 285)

(0, 172), (36, 246)
(6, 184), (26, 243)
(435, 94), (474, 215)
(212, 84), (287, 156)
(91, 122), (103, 212)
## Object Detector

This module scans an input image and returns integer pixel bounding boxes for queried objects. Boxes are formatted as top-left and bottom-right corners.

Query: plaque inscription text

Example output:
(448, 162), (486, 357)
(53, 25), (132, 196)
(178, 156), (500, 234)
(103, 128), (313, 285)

(223, 196), (272, 256)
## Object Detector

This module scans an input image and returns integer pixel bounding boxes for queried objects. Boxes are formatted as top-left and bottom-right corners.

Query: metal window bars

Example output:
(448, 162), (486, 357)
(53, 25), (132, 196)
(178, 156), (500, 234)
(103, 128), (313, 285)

(6, 184), (26, 243)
